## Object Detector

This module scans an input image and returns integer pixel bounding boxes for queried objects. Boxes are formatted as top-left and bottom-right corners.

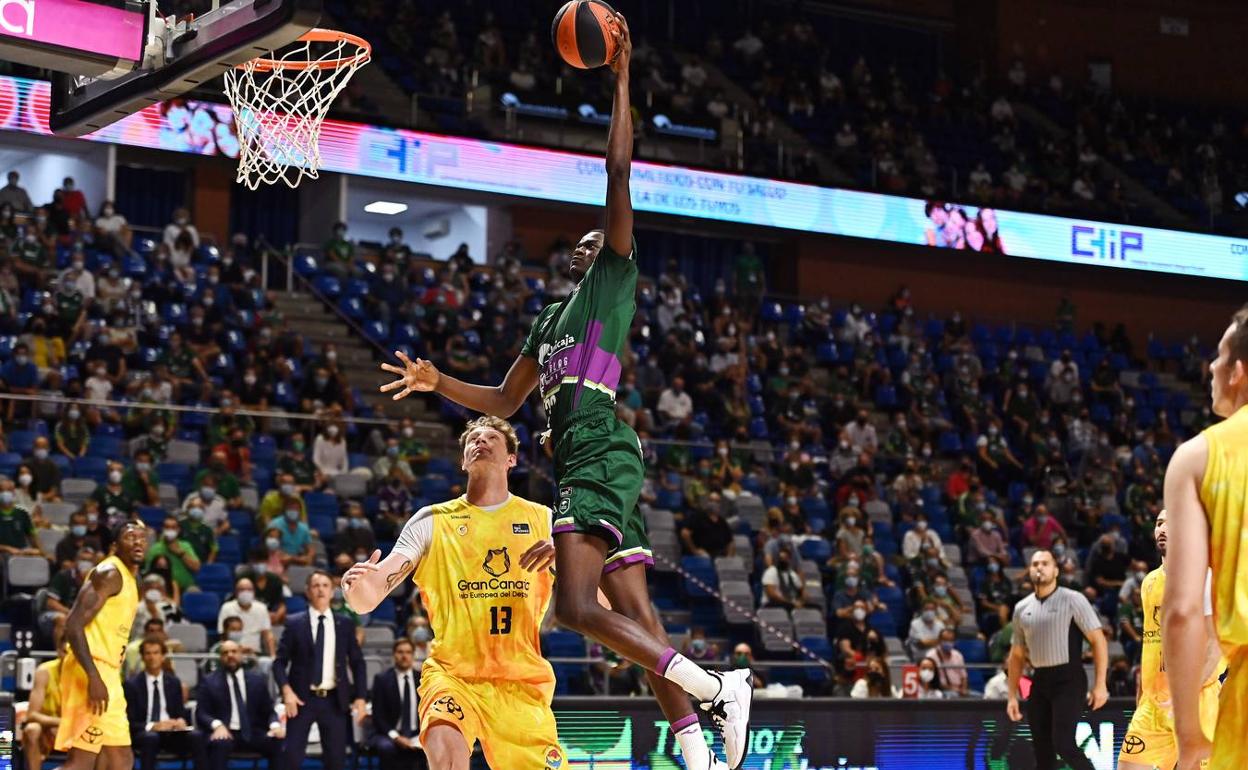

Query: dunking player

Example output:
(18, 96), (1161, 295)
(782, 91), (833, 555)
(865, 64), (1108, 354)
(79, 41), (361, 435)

(55, 522), (146, 770)
(344, 417), (565, 769)
(1118, 509), (1224, 770)
(1163, 305), (1248, 770)
(377, 14), (750, 770)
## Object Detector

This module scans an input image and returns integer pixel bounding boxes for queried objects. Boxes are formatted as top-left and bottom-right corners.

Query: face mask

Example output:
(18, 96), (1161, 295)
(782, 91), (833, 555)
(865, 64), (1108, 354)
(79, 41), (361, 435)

(71, 524), (87, 537)
(237, 590), (254, 605)
(326, 426), (339, 437)
(136, 462), (150, 473)
(200, 487), (216, 501)
(387, 446), (400, 457)
(691, 638), (708, 653)
(253, 562), (267, 576)
(227, 631), (244, 643)
(1037, 514), (1049, 525)
(852, 607), (867, 621)
(315, 377), (329, 388)
(919, 669), (935, 684)
(265, 537), (281, 550)
(1053, 544), (1067, 557)
(926, 557), (940, 569)
(244, 375), (257, 386)
(845, 516), (857, 527)
(292, 441), (305, 453)
(18, 474), (31, 487)
(34, 448), (48, 460)
(284, 509), (299, 521)
(934, 585), (948, 597)
(412, 627), (432, 643)
(922, 610), (936, 623)
(77, 559), (94, 574)
(733, 654), (750, 667)
(916, 520), (927, 531)
(87, 513), (99, 524)
(186, 506), (204, 520)
(402, 427), (414, 438)
(280, 483), (296, 497)
(176, 217), (189, 226)
(845, 576), (859, 588)
(68, 408), (81, 420)
(940, 641), (954, 653)
(0, 491), (14, 506)
(162, 528), (178, 541)
(145, 589), (162, 603)
(785, 497), (797, 507)
(981, 520), (993, 531)
(1135, 571), (1146, 582)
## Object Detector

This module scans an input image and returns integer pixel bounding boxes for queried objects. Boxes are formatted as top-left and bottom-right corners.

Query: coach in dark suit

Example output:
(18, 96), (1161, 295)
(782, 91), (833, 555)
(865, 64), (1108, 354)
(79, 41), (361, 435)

(274, 569), (367, 770)
(368, 637), (428, 770)
(196, 640), (283, 770)
(124, 636), (205, 770)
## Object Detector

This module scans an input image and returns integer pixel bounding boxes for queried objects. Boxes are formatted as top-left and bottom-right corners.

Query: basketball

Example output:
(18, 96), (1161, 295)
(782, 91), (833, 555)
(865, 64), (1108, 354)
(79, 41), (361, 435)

(552, 0), (620, 70)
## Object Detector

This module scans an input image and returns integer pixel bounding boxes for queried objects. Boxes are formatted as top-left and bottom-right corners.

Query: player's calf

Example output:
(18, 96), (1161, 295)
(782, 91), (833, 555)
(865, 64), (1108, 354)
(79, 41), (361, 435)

(423, 723), (472, 770)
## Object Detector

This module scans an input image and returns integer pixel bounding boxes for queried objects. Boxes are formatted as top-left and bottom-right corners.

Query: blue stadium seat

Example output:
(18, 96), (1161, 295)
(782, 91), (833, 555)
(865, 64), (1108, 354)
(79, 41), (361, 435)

(72, 456), (108, 481)
(86, 436), (123, 459)
(749, 417), (769, 439)
(798, 539), (832, 563)
(680, 556), (717, 599)
(286, 595), (308, 615)
(182, 592), (221, 624)
(7, 430), (35, 455)
(371, 598), (397, 624)
(216, 535), (242, 564)
(197, 563), (233, 594)
(801, 637), (835, 687)
(956, 638), (988, 664)
(0, 452), (21, 478)
(304, 491), (338, 518)
(312, 275), (341, 298)
(138, 506), (167, 529)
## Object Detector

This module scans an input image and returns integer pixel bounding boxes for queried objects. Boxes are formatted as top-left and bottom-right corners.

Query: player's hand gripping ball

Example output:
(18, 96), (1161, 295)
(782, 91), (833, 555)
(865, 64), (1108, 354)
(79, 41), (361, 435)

(552, 0), (620, 69)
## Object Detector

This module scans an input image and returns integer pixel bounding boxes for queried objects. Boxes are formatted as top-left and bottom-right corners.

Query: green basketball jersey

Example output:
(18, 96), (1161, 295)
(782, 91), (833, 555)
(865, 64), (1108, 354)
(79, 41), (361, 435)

(521, 240), (637, 434)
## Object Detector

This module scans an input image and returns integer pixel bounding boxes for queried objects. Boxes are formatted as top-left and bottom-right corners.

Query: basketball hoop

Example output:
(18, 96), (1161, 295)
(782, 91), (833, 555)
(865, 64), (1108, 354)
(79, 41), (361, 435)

(223, 29), (371, 190)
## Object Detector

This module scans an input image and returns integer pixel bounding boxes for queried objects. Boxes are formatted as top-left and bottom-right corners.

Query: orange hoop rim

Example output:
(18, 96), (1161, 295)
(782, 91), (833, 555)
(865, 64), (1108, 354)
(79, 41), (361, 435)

(240, 28), (371, 72)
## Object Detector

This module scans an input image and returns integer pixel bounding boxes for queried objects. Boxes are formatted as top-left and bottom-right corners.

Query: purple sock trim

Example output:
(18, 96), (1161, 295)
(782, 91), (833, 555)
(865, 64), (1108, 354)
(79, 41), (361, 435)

(656, 647), (678, 676)
(670, 714), (700, 734)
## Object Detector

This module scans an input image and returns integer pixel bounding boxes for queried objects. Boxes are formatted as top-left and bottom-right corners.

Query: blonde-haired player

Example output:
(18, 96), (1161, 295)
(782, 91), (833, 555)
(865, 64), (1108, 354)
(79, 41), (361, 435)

(1163, 303), (1248, 770)
(342, 416), (566, 769)
(1118, 509), (1224, 770)
(55, 521), (146, 770)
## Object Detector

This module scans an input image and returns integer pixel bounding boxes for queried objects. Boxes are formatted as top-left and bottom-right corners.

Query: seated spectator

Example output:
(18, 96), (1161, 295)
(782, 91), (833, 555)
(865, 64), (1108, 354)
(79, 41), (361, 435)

(837, 598), (886, 681)
(902, 514), (942, 560)
(0, 170), (33, 212)
(183, 472), (230, 534)
(967, 508), (1009, 565)
(405, 615), (432, 664)
(1117, 559), (1150, 604)
(760, 545), (806, 609)
(194, 641), (283, 769)
(397, 420), (431, 471)
(929, 574), (964, 627)
(983, 665), (1010, 699)
(2, 343), (40, 420)
(376, 474), (413, 540)
(681, 627), (721, 663)
(258, 473), (305, 529)
(22, 642), (65, 770)
(41, 546), (95, 644)
(0, 478), (42, 557)
(91, 461), (136, 524)
(313, 419), (349, 479)
(217, 577), (276, 658)
(123, 618), (184, 678)
(121, 449), (161, 507)
(1086, 532), (1130, 600)
(845, 409), (878, 453)
(300, 367), (345, 413)
(368, 637), (425, 770)
(212, 425), (254, 484)
(147, 516), (202, 595)
(192, 451), (245, 511)
(832, 564), (882, 620)
(1021, 504), (1066, 550)
(976, 556), (1014, 633)
(679, 494), (734, 558)
(321, 221), (355, 279)
(1118, 585), (1144, 664)
(177, 496), (218, 565)
(656, 376), (693, 427)
(275, 507), (314, 567)
(372, 436), (415, 486)
(732, 643), (767, 689)
(94, 200), (132, 258)
(925, 629), (969, 697)
(14, 464), (40, 520)
(916, 657), (945, 699)
(907, 599), (946, 659)
(205, 616), (259, 674)
(850, 655), (897, 698)
(54, 513), (101, 567)
(123, 636), (200, 770)
(277, 433), (321, 491)
(134, 573), (184, 631)
(162, 207), (199, 249)
(54, 405), (90, 459)
(834, 505), (867, 559)
(335, 501), (377, 567)
(27, 436), (63, 501)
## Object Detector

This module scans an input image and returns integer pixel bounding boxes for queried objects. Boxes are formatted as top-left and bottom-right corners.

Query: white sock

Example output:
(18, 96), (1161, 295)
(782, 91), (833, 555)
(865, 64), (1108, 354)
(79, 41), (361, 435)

(675, 722), (712, 770)
(660, 652), (722, 701)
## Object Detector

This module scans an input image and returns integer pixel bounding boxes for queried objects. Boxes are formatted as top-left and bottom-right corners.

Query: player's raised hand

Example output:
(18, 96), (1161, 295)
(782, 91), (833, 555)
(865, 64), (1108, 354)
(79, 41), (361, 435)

(342, 549), (382, 589)
(380, 351), (439, 401)
(519, 539), (556, 573)
(608, 12), (631, 74)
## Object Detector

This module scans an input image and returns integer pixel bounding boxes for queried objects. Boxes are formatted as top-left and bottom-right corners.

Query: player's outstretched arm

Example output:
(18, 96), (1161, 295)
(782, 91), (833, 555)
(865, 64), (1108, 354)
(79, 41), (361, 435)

(343, 548), (415, 615)
(380, 350), (538, 418)
(1162, 435), (1213, 759)
(65, 563), (122, 714)
(603, 12), (633, 258)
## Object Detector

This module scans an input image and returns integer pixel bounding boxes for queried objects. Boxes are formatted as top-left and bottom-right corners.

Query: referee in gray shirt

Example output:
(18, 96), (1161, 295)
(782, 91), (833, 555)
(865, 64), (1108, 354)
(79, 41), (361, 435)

(1006, 548), (1108, 770)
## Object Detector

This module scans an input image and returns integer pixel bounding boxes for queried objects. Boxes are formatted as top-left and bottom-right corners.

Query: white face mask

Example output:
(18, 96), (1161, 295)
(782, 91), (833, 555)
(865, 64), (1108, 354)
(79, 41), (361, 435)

(919, 668), (935, 684)
(145, 589), (162, 603)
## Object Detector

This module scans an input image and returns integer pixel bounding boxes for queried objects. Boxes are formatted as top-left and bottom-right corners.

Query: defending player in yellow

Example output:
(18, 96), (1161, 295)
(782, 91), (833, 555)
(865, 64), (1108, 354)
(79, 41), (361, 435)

(55, 521), (146, 769)
(342, 416), (564, 769)
(1118, 509), (1224, 770)
(1163, 304), (1248, 770)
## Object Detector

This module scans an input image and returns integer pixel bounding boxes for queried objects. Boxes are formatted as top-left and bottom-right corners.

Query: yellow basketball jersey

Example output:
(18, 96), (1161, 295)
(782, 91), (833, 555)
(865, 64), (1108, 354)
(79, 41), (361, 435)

(1200, 406), (1248, 652)
(37, 658), (62, 717)
(79, 554), (138, 670)
(1139, 567), (1226, 703)
(413, 495), (555, 696)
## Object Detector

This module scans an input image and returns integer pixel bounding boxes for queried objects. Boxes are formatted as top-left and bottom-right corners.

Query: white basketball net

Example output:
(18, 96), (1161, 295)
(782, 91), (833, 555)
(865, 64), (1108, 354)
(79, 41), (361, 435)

(223, 32), (369, 190)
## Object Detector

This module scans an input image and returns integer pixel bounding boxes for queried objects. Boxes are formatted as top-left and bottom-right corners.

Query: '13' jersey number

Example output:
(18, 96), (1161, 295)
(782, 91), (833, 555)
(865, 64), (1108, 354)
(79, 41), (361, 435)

(489, 606), (513, 635)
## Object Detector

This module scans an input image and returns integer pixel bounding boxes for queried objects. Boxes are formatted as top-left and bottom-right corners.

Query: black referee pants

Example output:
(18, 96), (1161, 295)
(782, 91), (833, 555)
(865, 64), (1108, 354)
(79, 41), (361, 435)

(1027, 665), (1095, 770)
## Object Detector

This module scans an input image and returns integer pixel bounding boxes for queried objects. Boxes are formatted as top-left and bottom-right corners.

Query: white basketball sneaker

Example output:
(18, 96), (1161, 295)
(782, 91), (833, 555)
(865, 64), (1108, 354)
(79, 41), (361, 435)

(700, 669), (753, 769)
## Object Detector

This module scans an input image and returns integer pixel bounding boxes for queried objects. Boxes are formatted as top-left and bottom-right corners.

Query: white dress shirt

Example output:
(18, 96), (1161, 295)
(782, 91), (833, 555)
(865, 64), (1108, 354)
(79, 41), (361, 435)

(388, 668), (419, 740)
(145, 673), (170, 729)
(311, 609), (337, 690)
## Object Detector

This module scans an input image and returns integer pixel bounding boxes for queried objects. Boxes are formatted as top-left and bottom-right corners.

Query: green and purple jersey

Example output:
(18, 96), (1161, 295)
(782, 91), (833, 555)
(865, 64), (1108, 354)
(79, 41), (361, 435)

(522, 241), (637, 435)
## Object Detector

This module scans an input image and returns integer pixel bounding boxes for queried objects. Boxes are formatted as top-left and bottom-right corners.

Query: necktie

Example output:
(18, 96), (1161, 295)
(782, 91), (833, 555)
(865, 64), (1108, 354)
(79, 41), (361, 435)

(150, 678), (162, 723)
(311, 614), (326, 687)
(399, 673), (412, 736)
(231, 672), (252, 742)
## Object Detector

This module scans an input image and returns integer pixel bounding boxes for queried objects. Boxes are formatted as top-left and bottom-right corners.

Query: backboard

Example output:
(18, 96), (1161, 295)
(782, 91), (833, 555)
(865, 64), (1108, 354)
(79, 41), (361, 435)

(42, 0), (321, 137)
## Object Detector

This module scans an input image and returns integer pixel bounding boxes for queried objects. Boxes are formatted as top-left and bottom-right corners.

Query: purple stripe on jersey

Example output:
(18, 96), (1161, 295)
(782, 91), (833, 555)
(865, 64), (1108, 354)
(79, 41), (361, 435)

(597, 518), (624, 545)
(553, 524), (578, 535)
(656, 647), (678, 676)
(570, 321), (623, 405)
(670, 714), (700, 734)
(602, 552), (655, 575)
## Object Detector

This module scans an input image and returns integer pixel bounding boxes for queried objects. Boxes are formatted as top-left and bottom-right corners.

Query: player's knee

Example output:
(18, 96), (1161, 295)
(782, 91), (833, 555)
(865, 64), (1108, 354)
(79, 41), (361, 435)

(22, 721), (41, 742)
(554, 598), (597, 632)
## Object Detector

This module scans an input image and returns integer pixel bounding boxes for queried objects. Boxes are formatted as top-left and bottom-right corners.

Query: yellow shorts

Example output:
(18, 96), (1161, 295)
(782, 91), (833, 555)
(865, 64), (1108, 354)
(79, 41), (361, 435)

(1211, 648), (1248, 770)
(418, 665), (565, 770)
(1119, 685), (1219, 769)
(54, 656), (129, 754)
